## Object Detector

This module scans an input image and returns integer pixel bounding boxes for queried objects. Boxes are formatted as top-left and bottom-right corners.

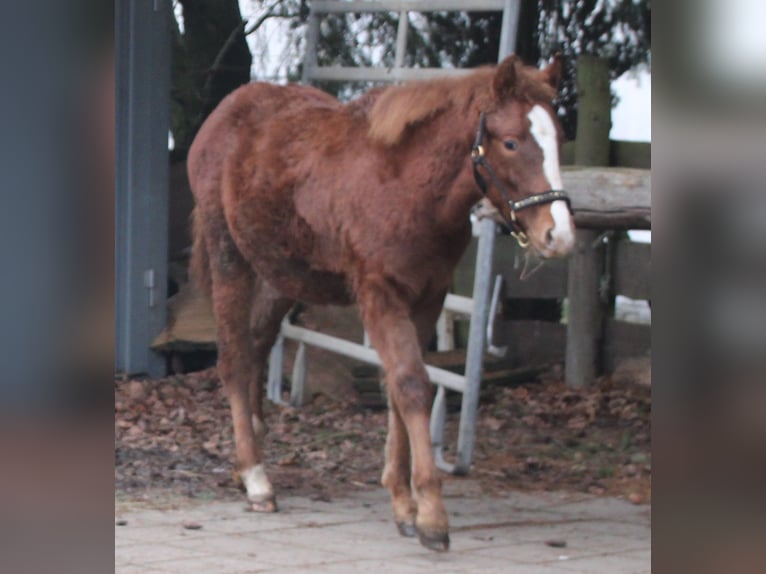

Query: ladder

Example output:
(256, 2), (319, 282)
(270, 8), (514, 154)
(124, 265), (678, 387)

(268, 0), (521, 474)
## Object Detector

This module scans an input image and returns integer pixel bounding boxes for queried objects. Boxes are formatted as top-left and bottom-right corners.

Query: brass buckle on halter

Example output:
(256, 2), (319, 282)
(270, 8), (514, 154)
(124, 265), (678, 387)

(471, 145), (485, 159)
(511, 230), (529, 248)
(509, 210), (529, 248)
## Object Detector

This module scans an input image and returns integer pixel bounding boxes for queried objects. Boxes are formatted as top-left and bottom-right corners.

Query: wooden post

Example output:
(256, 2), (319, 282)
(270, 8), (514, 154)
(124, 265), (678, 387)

(565, 231), (605, 387)
(566, 55), (611, 388)
(574, 55), (611, 167)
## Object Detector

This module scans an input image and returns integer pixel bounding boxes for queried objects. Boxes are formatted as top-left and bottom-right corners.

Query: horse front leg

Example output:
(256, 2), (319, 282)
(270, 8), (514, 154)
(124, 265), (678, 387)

(359, 282), (450, 552)
(381, 291), (448, 540)
(248, 278), (294, 441)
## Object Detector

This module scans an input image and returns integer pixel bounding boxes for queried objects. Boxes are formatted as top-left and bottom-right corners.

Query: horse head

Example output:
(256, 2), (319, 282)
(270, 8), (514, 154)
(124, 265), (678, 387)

(474, 54), (575, 258)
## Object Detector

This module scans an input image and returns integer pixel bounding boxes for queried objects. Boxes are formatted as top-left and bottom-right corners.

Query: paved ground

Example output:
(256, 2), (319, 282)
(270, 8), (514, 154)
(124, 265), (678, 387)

(115, 484), (650, 573)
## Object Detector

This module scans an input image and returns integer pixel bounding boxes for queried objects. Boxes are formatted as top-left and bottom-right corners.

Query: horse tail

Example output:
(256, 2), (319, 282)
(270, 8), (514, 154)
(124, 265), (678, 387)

(190, 207), (212, 299)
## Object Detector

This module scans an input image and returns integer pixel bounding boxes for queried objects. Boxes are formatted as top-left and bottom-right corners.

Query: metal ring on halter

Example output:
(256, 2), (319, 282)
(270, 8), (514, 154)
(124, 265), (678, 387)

(511, 230), (529, 248)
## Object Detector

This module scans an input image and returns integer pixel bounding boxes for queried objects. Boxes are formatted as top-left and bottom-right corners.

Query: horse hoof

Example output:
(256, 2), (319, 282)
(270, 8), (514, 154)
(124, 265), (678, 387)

(396, 521), (417, 538)
(249, 496), (277, 513)
(416, 527), (450, 552)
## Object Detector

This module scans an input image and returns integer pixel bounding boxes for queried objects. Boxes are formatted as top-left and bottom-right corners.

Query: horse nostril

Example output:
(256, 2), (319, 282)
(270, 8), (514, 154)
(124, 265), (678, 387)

(545, 228), (554, 246)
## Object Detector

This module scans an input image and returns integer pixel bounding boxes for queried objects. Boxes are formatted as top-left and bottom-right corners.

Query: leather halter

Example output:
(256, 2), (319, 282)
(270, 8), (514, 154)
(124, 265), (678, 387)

(471, 112), (572, 248)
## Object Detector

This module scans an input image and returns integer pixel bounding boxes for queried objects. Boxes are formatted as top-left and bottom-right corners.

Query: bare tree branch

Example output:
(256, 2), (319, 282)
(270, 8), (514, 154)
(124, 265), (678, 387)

(244, 0), (291, 37)
(204, 0), (295, 91)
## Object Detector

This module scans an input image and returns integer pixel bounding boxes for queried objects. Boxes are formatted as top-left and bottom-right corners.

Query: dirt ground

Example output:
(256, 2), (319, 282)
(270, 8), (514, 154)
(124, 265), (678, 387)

(116, 348), (651, 510)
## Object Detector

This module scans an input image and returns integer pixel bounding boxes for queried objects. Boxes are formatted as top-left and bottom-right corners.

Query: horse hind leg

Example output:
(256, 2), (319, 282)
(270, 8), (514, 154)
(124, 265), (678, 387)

(201, 222), (276, 512)
(231, 277), (293, 514)
(247, 279), (294, 452)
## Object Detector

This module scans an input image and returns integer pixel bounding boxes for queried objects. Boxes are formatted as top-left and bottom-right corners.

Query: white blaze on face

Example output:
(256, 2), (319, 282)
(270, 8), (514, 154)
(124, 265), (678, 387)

(527, 105), (574, 251)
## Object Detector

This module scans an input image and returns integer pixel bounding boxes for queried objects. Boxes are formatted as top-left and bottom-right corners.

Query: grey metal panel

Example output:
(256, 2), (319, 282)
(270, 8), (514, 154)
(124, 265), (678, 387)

(313, 0), (505, 13)
(498, 0), (521, 60)
(305, 65), (472, 83)
(115, 0), (171, 377)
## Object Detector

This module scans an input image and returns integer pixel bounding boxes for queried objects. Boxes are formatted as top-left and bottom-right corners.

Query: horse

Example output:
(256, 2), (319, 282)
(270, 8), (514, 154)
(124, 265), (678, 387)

(187, 54), (575, 552)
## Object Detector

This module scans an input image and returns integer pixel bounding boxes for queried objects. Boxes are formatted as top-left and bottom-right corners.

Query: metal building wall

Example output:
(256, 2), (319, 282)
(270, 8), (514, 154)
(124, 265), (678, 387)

(115, 0), (171, 377)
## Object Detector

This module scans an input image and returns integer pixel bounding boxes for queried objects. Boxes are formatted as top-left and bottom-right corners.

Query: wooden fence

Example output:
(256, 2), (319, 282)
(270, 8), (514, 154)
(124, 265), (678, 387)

(453, 166), (651, 383)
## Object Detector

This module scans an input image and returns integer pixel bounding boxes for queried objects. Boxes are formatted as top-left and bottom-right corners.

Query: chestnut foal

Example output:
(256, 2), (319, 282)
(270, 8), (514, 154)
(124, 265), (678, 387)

(188, 54), (574, 551)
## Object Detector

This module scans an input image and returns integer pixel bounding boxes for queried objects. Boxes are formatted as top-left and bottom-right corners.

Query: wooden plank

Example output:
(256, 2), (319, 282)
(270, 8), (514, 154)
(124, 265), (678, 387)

(453, 168), (650, 229)
(613, 240), (651, 300)
(562, 167), (651, 209)
(562, 167), (651, 230)
(603, 318), (651, 373)
(151, 283), (217, 352)
(312, 1), (505, 14)
(565, 229), (606, 387)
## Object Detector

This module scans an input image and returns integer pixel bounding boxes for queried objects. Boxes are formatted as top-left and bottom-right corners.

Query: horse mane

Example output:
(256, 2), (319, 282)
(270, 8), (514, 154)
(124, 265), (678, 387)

(367, 60), (556, 147)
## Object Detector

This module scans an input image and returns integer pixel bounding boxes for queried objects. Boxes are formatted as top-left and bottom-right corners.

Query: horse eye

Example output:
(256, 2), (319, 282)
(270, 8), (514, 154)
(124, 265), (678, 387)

(504, 140), (518, 151)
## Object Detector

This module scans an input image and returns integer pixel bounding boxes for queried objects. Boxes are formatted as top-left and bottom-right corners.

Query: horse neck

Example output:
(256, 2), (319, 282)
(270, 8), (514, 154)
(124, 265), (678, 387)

(415, 107), (484, 233)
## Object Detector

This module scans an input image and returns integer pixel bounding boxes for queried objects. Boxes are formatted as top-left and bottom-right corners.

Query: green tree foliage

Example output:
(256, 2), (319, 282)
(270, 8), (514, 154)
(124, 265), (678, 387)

(296, 1), (651, 139)
(534, 0), (652, 138)
(171, 0), (650, 150)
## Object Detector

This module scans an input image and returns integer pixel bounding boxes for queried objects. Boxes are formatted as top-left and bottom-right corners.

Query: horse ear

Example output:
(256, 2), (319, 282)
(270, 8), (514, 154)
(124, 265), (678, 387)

(492, 54), (519, 101)
(541, 53), (563, 91)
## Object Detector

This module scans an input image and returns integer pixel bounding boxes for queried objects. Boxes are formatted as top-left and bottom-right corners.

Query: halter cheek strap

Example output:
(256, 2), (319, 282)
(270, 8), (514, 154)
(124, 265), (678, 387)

(471, 112), (572, 248)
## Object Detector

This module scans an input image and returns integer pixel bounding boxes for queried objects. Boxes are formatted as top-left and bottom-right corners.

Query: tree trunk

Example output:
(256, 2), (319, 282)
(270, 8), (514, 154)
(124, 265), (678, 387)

(514, 1), (540, 65)
(171, 0), (252, 159)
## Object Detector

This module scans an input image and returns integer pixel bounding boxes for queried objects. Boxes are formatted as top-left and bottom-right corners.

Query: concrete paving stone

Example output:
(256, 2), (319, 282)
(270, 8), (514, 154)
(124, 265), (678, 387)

(552, 548), (650, 573)
(447, 526), (571, 553)
(115, 490), (650, 574)
(115, 509), (183, 527)
(440, 564), (571, 574)
(441, 478), (486, 497)
(132, 554), (279, 574)
(490, 521), (645, 549)
(449, 506), (569, 531)
(165, 534), (353, 568)
(466, 531), (646, 566)
(115, 563), (169, 574)
(584, 519), (651, 543)
(202, 514), (364, 536)
(115, 541), (209, 565)
(461, 540), (587, 566)
(117, 522), (221, 544)
(255, 519), (423, 560)
(202, 505), (335, 532)
(549, 497), (648, 521)
(399, 542), (567, 571)
(263, 557), (440, 574)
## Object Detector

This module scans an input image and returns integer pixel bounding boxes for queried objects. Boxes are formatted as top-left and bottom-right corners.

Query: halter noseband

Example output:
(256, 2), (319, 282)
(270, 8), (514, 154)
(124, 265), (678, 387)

(471, 111), (572, 248)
